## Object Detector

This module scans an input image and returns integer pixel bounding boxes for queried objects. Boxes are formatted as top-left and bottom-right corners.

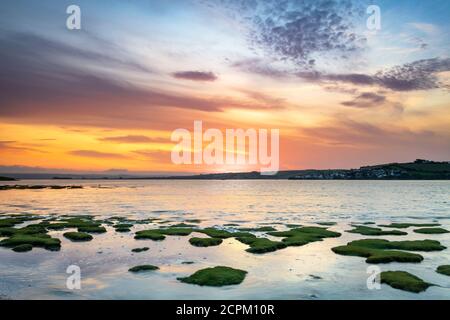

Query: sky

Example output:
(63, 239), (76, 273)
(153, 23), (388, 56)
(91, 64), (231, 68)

(0, 0), (449, 174)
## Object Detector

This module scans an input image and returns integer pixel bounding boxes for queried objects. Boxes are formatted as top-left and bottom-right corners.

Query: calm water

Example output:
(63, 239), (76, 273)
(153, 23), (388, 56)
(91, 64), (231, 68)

(0, 180), (449, 299)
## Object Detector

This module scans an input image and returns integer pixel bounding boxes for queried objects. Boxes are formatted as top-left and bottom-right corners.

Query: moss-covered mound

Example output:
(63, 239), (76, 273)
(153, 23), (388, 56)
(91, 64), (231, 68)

(236, 236), (287, 253)
(316, 222), (337, 226)
(331, 239), (445, 263)
(381, 271), (432, 293)
(177, 266), (247, 286)
(189, 237), (223, 247)
(131, 247), (149, 253)
(348, 225), (407, 236)
(115, 227), (131, 232)
(44, 217), (102, 231)
(63, 232), (93, 242)
(158, 227), (195, 236)
(379, 223), (440, 229)
(268, 226), (341, 248)
(134, 230), (166, 240)
(436, 265), (450, 276)
(413, 227), (449, 234)
(77, 226), (107, 233)
(0, 216), (40, 228)
(0, 233), (61, 251)
(12, 244), (33, 252)
(128, 265), (159, 272)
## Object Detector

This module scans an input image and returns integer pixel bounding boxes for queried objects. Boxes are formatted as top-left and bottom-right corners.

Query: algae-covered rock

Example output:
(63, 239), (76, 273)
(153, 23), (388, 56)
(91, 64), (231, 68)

(77, 226), (107, 233)
(381, 271), (431, 293)
(236, 236), (287, 253)
(316, 222), (337, 226)
(134, 230), (165, 241)
(177, 266), (247, 286)
(348, 225), (407, 236)
(413, 227), (449, 234)
(379, 223), (440, 229)
(189, 237), (223, 247)
(12, 244), (33, 252)
(331, 239), (445, 264)
(63, 232), (93, 242)
(0, 233), (61, 251)
(128, 265), (159, 272)
(131, 247), (149, 253)
(268, 226), (341, 248)
(158, 227), (195, 236)
(436, 265), (450, 276)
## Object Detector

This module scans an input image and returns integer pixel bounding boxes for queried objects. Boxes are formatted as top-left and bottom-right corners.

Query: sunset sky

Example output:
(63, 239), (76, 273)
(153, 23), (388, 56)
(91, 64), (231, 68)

(1, 0), (449, 174)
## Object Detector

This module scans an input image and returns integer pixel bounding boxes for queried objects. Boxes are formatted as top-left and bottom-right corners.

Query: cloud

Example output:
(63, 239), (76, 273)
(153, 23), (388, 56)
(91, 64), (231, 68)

(172, 71), (218, 81)
(341, 92), (386, 108)
(0, 32), (284, 128)
(69, 150), (127, 159)
(215, 0), (366, 67)
(0, 140), (46, 153)
(98, 135), (167, 143)
(296, 58), (450, 91)
(299, 118), (438, 148)
(231, 58), (288, 78)
(408, 23), (439, 35)
(374, 58), (450, 91)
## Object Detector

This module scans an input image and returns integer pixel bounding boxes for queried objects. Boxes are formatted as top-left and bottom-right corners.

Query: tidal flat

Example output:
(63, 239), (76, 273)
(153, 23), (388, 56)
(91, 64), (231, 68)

(0, 180), (449, 300)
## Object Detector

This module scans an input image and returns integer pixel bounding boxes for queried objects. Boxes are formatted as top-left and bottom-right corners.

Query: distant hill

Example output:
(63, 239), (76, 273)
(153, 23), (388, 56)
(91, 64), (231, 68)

(148, 159), (450, 180)
(1, 160), (449, 180)
(0, 176), (16, 181)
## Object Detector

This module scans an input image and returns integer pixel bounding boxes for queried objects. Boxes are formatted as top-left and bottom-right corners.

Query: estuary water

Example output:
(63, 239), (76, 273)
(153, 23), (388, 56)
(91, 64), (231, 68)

(0, 180), (449, 299)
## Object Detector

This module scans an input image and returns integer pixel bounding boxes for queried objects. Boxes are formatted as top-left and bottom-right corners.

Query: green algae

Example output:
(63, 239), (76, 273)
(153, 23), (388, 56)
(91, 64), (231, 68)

(0, 233), (61, 251)
(198, 228), (255, 239)
(77, 226), (107, 233)
(63, 232), (93, 242)
(316, 222), (337, 226)
(12, 244), (33, 252)
(436, 265), (450, 276)
(182, 261), (195, 264)
(45, 217), (102, 230)
(379, 223), (440, 229)
(413, 227), (449, 234)
(331, 239), (445, 264)
(128, 265), (159, 272)
(348, 225), (407, 236)
(131, 247), (149, 253)
(159, 227), (195, 236)
(236, 236), (287, 253)
(381, 271), (431, 293)
(113, 223), (133, 229)
(189, 237), (223, 247)
(268, 226), (341, 247)
(177, 266), (247, 286)
(115, 227), (131, 233)
(134, 230), (166, 241)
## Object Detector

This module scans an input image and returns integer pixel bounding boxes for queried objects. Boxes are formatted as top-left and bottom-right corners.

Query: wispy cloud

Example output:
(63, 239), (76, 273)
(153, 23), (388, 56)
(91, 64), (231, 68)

(172, 71), (218, 81)
(99, 135), (167, 144)
(69, 150), (127, 159)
